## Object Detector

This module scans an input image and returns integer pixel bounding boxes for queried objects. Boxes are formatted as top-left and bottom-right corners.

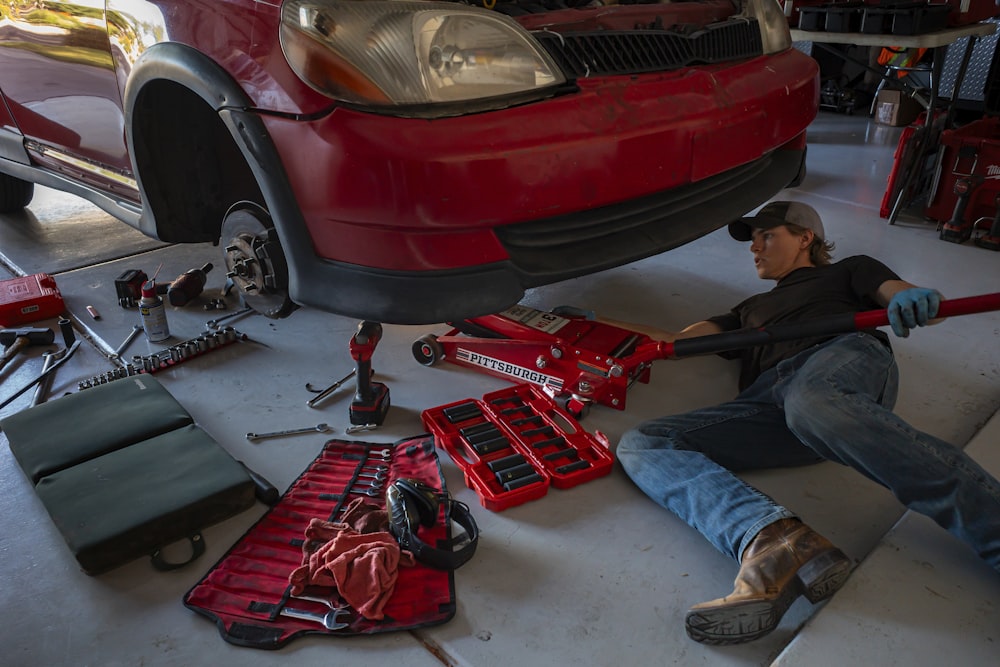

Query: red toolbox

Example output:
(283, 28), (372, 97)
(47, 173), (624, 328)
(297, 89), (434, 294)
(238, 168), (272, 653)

(422, 384), (614, 512)
(924, 116), (1000, 234)
(945, 0), (1000, 26)
(0, 273), (65, 326)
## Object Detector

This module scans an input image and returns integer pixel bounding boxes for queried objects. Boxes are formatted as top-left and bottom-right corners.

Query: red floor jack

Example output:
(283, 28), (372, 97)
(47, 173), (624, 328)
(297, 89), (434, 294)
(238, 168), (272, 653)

(414, 294), (1000, 417)
(413, 305), (657, 418)
(349, 321), (390, 425)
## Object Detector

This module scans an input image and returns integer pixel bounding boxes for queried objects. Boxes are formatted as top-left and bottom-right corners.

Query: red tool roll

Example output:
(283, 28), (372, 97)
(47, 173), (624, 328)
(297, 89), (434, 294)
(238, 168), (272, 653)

(184, 436), (459, 648)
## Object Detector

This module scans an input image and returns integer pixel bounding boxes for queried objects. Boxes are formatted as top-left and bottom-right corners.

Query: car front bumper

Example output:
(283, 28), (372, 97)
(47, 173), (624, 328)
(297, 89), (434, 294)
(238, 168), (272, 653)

(258, 49), (817, 323)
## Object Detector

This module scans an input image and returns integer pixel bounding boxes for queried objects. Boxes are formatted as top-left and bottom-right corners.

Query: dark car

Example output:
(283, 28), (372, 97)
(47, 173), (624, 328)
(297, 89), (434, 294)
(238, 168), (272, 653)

(0, 0), (818, 324)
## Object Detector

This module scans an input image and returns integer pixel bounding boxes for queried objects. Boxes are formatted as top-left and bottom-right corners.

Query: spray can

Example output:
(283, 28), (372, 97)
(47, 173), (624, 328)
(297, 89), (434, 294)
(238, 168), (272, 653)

(139, 280), (170, 342)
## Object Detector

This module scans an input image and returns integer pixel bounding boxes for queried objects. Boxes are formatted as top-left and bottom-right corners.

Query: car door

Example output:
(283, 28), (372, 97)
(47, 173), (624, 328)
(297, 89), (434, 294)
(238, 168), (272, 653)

(0, 0), (130, 180)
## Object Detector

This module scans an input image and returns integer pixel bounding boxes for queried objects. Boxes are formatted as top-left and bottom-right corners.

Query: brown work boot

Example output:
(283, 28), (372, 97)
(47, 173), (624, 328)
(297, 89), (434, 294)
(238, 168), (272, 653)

(685, 518), (851, 645)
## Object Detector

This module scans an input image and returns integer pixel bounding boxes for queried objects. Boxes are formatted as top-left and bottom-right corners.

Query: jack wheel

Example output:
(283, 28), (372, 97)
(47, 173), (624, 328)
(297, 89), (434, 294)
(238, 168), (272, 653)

(221, 202), (296, 318)
(412, 334), (443, 366)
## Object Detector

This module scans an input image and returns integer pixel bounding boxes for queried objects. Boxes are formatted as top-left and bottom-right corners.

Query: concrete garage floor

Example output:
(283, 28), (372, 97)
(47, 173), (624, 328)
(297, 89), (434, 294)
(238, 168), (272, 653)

(0, 112), (998, 666)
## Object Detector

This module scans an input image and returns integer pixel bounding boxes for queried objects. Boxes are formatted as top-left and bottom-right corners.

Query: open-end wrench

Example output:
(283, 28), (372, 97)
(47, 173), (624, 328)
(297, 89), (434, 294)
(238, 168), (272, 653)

(280, 606), (349, 630)
(367, 447), (392, 459)
(290, 594), (347, 610)
(246, 423), (331, 442)
(111, 325), (143, 359)
(348, 487), (381, 498)
(206, 306), (253, 330)
(316, 461), (388, 476)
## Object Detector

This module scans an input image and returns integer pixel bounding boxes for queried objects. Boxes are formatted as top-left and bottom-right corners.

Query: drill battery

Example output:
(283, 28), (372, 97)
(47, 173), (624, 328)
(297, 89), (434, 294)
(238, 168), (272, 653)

(0, 273), (65, 326)
(115, 269), (148, 307)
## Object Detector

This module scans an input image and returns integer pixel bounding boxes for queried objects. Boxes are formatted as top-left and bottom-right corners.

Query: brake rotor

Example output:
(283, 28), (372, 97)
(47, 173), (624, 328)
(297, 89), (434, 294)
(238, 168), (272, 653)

(220, 202), (295, 319)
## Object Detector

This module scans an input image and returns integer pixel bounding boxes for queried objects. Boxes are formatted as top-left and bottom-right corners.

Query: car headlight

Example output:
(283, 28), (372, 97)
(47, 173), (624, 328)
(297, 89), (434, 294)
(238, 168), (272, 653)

(279, 0), (566, 110)
(743, 0), (792, 55)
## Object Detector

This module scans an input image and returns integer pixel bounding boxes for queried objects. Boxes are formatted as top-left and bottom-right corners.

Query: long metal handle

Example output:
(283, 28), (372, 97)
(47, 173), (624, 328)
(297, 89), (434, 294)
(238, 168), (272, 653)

(30, 348), (67, 407)
(0, 340), (81, 410)
(631, 292), (1000, 363)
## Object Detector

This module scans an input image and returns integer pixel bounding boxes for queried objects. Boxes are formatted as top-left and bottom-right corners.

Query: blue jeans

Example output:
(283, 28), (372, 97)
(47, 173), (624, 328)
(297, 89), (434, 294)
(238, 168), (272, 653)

(617, 333), (1000, 572)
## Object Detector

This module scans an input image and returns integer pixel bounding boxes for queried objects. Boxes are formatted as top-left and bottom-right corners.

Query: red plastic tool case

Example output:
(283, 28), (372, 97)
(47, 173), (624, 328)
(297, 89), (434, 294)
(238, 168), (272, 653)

(422, 384), (614, 512)
(0, 273), (64, 325)
(184, 436), (458, 648)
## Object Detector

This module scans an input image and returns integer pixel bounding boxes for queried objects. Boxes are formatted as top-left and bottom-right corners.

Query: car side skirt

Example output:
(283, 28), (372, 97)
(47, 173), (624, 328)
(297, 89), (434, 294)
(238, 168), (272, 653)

(0, 129), (142, 225)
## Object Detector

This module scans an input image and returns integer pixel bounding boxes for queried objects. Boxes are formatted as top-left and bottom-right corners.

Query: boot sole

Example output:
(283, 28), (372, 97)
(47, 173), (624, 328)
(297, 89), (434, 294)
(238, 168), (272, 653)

(685, 549), (852, 646)
(685, 583), (800, 645)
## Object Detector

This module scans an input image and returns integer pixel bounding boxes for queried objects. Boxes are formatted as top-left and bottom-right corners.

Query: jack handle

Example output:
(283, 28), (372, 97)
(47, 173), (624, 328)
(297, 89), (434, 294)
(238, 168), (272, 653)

(630, 292), (1000, 364)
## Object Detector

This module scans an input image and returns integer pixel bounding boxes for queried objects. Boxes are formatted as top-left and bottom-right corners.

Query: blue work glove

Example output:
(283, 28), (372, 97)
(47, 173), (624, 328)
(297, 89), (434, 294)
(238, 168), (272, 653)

(551, 305), (596, 320)
(886, 288), (942, 338)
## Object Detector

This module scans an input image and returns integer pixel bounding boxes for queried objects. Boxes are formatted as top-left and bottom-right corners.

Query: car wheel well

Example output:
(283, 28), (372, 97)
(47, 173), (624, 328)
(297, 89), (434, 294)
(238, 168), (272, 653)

(130, 79), (263, 243)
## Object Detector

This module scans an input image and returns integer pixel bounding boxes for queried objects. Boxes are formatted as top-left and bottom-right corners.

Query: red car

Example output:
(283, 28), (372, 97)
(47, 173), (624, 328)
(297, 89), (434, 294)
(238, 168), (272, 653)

(0, 0), (817, 324)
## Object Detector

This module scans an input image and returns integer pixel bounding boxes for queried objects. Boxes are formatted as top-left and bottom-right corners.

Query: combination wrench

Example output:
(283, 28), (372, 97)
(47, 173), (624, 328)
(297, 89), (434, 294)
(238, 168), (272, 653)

(246, 423), (332, 442)
(280, 606), (349, 630)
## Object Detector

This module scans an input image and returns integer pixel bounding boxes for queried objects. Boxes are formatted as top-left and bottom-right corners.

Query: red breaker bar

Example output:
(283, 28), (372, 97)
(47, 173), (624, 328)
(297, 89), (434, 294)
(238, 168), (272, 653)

(631, 292), (1000, 363)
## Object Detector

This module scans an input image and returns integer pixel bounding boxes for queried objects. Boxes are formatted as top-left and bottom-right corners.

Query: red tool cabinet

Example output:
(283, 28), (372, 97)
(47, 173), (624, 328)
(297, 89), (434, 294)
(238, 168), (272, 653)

(944, 0), (1000, 26)
(924, 116), (1000, 236)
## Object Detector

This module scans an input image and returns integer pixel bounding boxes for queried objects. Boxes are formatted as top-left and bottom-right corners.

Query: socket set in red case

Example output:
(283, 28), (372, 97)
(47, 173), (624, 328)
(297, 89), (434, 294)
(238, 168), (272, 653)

(422, 383), (613, 511)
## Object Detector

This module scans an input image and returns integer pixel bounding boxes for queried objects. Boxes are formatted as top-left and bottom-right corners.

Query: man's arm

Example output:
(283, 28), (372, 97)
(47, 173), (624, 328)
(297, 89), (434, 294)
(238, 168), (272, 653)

(875, 279), (945, 337)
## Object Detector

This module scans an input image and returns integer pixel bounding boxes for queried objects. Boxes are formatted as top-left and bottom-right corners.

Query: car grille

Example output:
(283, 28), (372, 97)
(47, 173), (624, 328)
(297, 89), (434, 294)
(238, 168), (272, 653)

(532, 18), (763, 78)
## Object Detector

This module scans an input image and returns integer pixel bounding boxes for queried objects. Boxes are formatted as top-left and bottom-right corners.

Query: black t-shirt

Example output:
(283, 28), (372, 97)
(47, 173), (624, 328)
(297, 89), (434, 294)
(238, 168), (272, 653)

(707, 255), (900, 390)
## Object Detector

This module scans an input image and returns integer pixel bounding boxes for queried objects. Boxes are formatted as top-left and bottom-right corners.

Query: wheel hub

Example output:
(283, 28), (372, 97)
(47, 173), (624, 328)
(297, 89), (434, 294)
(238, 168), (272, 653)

(221, 203), (295, 318)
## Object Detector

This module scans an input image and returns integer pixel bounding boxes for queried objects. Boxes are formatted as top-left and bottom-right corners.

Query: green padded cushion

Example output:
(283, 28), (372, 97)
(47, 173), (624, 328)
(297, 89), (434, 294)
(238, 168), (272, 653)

(34, 424), (255, 574)
(2, 375), (193, 484)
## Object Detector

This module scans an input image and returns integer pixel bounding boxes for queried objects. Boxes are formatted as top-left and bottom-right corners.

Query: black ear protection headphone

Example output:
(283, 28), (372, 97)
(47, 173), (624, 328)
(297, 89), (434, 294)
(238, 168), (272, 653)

(386, 478), (479, 570)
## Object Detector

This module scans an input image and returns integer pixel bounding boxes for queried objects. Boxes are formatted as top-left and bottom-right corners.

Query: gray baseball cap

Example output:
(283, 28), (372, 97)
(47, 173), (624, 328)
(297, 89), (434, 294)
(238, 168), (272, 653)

(728, 201), (825, 242)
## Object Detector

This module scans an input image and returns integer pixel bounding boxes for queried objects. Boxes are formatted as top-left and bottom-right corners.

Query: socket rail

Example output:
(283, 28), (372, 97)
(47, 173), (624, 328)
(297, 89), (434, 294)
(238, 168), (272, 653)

(79, 327), (247, 390)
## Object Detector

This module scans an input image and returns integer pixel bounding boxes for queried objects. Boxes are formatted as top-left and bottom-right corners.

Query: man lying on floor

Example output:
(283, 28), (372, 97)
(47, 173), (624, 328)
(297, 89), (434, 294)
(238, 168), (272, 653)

(599, 201), (1000, 645)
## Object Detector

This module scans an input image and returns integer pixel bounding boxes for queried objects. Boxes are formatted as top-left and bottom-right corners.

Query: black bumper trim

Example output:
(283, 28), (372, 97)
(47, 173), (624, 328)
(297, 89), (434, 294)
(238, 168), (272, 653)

(496, 148), (806, 285)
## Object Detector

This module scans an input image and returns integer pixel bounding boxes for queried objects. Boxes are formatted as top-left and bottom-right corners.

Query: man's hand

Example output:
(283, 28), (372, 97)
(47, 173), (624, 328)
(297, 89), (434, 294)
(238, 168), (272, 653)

(887, 287), (942, 337)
